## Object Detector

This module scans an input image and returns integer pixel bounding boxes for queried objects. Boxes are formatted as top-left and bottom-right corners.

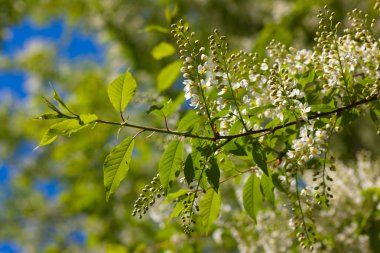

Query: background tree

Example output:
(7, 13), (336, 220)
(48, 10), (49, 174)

(0, 0), (379, 252)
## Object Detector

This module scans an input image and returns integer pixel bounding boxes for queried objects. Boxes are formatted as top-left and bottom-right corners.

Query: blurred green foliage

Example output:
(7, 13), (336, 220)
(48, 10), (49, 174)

(0, 0), (379, 252)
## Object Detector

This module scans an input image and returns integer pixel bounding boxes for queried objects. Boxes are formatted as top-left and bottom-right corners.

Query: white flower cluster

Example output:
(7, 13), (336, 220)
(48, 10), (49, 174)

(315, 9), (380, 99)
(287, 122), (328, 163)
(211, 151), (379, 253)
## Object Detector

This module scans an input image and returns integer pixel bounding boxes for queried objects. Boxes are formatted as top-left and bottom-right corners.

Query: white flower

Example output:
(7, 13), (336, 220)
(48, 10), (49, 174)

(299, 102), (311, 121)
(198, 64), (206, 74)
(218, 86), (228, 95)
(190, 94), (200, 108)
(309, 146), (321, 158)
(240, 79), (249, 88)
(260, 62), (269, 71)
(249, 74), (259, 82)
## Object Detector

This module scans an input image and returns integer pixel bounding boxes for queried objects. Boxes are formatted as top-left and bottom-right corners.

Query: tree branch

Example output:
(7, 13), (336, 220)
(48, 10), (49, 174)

(92, 93), (379, 141)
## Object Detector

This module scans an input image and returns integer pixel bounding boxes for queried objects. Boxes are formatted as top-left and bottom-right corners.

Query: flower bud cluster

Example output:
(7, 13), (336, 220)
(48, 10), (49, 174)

(132, 174), (164, 219)
(171, 20), (209, 112)
(282, 178), (318, 251)
(173, 191), (199, 234)
(312, 156), (336, 207)
(268, 65), (309, 121)
(315, 8), (380, 102)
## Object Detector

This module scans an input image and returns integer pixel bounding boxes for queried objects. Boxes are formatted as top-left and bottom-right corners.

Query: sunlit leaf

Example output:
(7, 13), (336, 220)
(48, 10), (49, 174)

(147, 96), (184, 120)
(37, 119), (89, 147)
(309, 100), (335, 113)
(260, 172), (274, 204)
(38, 128), (59, 147)
(199, 188), (221, 234)
(165, 189), (189, 202)
(162, 95), (184, 117)
(34, 113), (61, 120)
(103, 137), (135, 201)
(159, 139), (183, 191)
(52, 88), (74, 115)
(298, 69), (315, 86)
(157, 60), (182, 91)
(43, 97), (61, 114)
(79, 113), (98, 124)
(170, 200), (186, 219)
(151, 42), (176, 60)
(177, 110), (204, 131)
(142, 25), (169, 34)
(108, 71), (137, 113)
(243, 173), (263, 221)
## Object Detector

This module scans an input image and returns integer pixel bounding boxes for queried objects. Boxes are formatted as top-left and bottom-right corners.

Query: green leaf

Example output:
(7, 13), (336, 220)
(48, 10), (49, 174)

(146, 105), (164, 115)
(248, 104), (275, 117)
(147, 96), (184, 118)
(157, 61), (182, 91)
(370, 109), (378, 123)
(34, 113), (61, 120)
(79, 114), (98, 124)
(37, 119), (89, 147)
(49, 119), (88, 135)
(162, 95), (184, 117)
(52, 88), (73, 115)
(43, 97), (61, 114)
(142, 25), (169, 34)
(108, 71), (137, 113)
(159, 140), (183, 191)
(177, 110), (204, 131)
(243, 173), (263, 221)
(260, 172), (274, 204)
(151, 42), (176, 60)
(205, 158), (220, 192)
(38, 128), (59, 147)
(195, 166), (209, 191)
(184, 153), (196, 185)
(309, 103), (335, 113)
(272, 173), (286, 192)
(298, 69), (315, 86)
(170, 201), (186, 219)
(224, 140), (247, 157)
(251, 141), (268, 176)
(103, 137), (135, 201)
(229, 120), (243, 135)
(211, 109), (232, 123)
(199, 189), (221, 234)
(165, 189), (189, 202)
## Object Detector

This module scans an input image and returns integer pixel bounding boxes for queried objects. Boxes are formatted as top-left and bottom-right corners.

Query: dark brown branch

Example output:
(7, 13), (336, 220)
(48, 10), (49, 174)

(218, 93), (379, 140)
(93, 93), (379, 142)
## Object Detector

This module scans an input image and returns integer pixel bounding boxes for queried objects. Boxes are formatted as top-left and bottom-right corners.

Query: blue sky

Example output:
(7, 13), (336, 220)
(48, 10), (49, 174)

(0, 18), (105, 98)
(0, 18), (105, 252)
